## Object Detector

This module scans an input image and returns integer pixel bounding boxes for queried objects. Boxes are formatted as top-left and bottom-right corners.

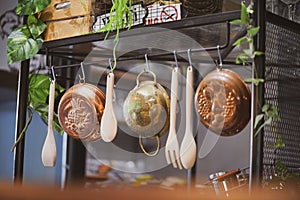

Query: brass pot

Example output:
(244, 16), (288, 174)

(194, 69), (251, 136)
(58, 81), (105, 141)
(123, 70), (170, 156)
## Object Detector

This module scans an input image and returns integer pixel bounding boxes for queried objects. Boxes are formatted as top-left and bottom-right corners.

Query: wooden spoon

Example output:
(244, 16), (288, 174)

(41, 80), (57, 167)
(101, 72), (117, 142)
(180, 66), (196, 169)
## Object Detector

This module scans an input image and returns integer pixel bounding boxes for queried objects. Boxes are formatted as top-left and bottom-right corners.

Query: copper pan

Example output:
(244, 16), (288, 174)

(58, 81), (105, 141)
(194, 68), (251, 136)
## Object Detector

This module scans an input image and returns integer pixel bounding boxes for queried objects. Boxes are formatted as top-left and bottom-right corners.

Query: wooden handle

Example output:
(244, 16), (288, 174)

(185, 66), (193, 132)
(216, 169), (240, 181)
(48, 80), (55, 128)
(169, 67), (179, 134)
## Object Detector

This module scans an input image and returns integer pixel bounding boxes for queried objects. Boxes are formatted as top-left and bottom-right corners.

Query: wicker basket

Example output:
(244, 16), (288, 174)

(182, 0), (223, 17)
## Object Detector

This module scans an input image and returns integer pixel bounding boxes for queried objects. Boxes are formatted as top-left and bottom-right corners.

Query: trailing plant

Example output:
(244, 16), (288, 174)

(100, 0), (133, 70)
(231, 2), (300, 189)
(230, 2), (280, 137)
(7, 0), (51, 64)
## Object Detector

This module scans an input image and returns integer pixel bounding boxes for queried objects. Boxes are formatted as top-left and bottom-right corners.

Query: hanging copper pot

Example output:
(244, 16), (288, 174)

(58, 80), (105, 142)
(195, 68), (251, 136)
(123, 70), (170, 156)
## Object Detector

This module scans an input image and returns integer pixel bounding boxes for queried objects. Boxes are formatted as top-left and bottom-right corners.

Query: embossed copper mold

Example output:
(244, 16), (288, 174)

(195, 69), (251, 136)
(58, 82), (105, 141)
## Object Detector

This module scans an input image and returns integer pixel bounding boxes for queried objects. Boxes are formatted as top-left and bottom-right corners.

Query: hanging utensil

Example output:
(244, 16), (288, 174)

(58, 65), (105, 141)
(195, 46), (251, 136)
(180, 51), (196, 169)
(101, 71), (117, 142)
(165, 66), (183, 169)
(41, 77), (57, 167)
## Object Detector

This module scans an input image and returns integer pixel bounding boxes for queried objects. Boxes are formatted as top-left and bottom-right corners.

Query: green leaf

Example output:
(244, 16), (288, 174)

(7, 25), (43, 64)
(230, 19), (242, 25)
(233, 36), (248, 46)
(275, 133), (285, 148)
(16, 0), (51, 15)
(235, 53), (249, 65)
(27, 15), (46, 39)
(241, 2), (249, 25)
(262, 103), (271, 112)
(248, 27), (260, 36)
(243, 49), (253, 57)
(28, 74), (65, 134)
(255, 51), (264, 56)
(254, 114), (264, 128)
(246, 5), (254, 14)
(254, 117), (272, 137)
(245, 78), (264, 86)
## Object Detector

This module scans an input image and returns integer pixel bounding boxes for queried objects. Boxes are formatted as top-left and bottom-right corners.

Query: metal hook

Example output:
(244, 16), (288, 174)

(187, 49), (192, 67)
(217, 45), (223, 70)
(173, 50), (179, 69)
(79, 62), (86, 83)
(109, 58), (114, 73)
(144, 54), (150, 72)
(51, 66), (56, 82)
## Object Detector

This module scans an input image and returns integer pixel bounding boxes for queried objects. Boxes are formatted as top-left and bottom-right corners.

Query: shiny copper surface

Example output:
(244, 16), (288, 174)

(195, 69), (251, 136)
(58, 83), (105, 141)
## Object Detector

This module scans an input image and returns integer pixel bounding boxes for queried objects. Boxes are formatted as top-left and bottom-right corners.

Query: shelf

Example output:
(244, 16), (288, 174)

(42, 11), (241, 49)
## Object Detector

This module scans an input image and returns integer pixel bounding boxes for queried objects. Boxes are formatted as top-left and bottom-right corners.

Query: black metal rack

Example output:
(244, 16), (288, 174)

(13, 0), (300, 191)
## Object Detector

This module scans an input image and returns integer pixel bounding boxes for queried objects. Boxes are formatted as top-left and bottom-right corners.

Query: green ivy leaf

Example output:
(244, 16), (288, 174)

(7, 25), (43, 64)
(233, 36), (248, 46)
(29, 74), (65, 135)
(241, 2), (249, 25)
(262, 103), (271, 112)
(245, 78), (264, 86)
(16, 0), (51, 15)
(254, 114), (264, 128)
(255, 51), (264, 56)
(235, 53), (249, 64)
(230, 19), (242, 25)
(248, 26), (260, 36)
(246, 4), (254, 14)
(275, 133), (285, 148)
(27, 15), (46, 39)
(243, 49), (253, 57)
(255, 117), (272, 137)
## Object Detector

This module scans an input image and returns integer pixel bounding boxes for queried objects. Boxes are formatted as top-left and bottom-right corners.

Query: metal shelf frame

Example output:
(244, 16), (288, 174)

(13, 2), (269, 190)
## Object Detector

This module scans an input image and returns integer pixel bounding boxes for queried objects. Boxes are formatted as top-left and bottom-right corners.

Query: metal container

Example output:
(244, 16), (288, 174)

(58, 81), (105, 142)
(195, 68), (251, 136)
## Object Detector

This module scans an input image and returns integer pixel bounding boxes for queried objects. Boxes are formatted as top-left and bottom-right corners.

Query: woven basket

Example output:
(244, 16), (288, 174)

(182, 0), (223, 17)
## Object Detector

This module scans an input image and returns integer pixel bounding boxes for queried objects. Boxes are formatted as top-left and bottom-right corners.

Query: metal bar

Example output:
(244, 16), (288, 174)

(250, 0), (266, 191)
(14, 59), (30, 184)
(266, 11), (300, 34)
(48, 20), (230, 71)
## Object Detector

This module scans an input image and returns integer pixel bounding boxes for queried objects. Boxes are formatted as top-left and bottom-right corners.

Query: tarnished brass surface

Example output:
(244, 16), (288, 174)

(123, 80), (170, 138)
